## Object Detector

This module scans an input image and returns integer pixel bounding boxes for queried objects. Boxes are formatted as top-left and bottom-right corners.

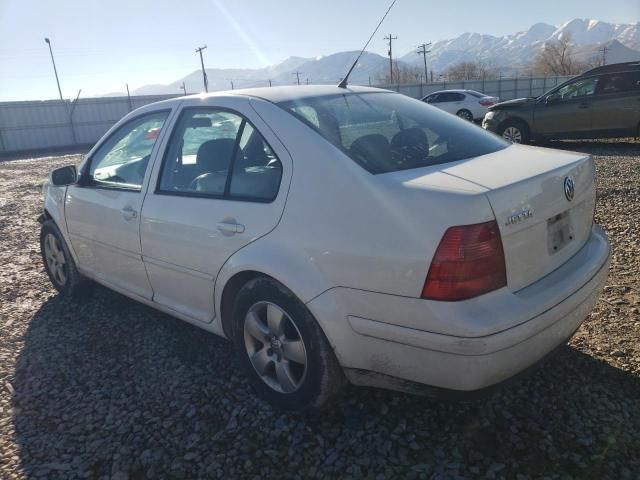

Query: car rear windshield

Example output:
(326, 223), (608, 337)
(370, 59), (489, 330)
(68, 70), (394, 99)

(277, 92), (508, 174)
(465, 90), (486, 98)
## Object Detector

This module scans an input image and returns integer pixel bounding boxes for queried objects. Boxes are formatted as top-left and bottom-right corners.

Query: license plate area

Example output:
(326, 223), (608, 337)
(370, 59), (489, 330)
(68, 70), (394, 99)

(547, 210), (574, 255)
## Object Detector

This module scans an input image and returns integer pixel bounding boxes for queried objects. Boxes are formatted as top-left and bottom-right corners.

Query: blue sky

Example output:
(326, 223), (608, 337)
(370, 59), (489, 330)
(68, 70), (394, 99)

(0, 0), (638, 100)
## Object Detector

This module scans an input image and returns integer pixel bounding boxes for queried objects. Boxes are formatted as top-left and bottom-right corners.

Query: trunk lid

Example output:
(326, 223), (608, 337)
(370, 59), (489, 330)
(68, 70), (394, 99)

(441, 144), (596, 291)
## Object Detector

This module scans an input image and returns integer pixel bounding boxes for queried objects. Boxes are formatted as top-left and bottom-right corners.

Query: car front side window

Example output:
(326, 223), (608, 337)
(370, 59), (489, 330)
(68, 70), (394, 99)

(87, 111), (169, 190)
(554, 77), (599, 101)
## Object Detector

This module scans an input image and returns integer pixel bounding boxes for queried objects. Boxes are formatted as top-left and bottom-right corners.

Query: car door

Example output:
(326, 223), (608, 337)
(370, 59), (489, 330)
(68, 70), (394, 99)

(65, 109), (172, 299)
(140, 97), (291, 323)
(534, 76), (599, 137)
(590, 71), (640, 135)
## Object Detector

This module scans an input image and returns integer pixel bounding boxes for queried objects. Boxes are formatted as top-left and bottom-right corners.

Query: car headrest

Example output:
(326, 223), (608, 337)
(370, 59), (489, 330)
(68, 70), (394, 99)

(196, 138), (236, 172)
(391, 128), (429, 166)
(350, 134), (391, 173)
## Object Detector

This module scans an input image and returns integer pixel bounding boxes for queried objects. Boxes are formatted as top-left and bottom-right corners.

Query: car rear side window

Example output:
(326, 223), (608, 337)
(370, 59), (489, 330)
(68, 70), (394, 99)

(597, 72), (640, 94)
(278, 92), (508, 174)
(158, 108), (282, 202)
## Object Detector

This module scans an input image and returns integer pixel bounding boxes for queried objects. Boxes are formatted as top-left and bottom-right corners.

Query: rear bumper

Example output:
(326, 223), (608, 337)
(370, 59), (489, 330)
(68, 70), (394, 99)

(307, 226), (610, 392)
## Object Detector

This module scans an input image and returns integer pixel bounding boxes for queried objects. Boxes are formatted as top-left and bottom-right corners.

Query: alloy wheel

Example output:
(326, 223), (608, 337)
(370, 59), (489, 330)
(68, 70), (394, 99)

(456, 110), (473, 121)
(502, 126), (523, 143)
(43, 233), (67, 286)
(243, 301), (308, 394)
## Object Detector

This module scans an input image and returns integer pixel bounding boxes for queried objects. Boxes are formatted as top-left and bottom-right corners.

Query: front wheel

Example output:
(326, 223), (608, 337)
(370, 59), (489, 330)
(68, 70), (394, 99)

(232, 277), (344, 410)
(499, 120), (530, 144)
(40, 219), (90, 297)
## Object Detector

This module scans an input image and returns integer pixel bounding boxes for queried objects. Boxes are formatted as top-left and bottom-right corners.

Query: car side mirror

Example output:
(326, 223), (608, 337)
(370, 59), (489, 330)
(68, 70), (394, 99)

(50, 165), (77, 186)
(545, 94), (560, 105)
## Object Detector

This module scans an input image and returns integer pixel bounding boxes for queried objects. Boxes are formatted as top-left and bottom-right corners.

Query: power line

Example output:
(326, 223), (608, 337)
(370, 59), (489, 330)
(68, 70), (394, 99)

(384, 33), (398, 84)
(195, 45), (208, 92)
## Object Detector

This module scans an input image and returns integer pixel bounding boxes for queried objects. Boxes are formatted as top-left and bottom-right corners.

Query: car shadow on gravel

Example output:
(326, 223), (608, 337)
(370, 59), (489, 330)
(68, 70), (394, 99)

(11, 287), (640, 479)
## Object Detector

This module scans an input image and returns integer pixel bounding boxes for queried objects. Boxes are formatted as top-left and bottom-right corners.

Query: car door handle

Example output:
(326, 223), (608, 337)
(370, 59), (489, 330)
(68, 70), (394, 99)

(216, 221), (245, 235)
(578, 102), (589, 109)
(121, 207), (137, 220)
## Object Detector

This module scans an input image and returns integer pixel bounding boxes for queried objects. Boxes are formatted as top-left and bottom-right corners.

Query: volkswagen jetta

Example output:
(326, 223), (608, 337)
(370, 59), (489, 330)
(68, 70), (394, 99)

(40, 86), (610, 410)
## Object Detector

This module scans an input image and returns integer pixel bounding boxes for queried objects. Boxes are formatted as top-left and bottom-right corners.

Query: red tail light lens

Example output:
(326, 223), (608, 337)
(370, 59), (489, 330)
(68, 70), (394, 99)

(422, 220), (506, 301)
(479, 100), (495, 106)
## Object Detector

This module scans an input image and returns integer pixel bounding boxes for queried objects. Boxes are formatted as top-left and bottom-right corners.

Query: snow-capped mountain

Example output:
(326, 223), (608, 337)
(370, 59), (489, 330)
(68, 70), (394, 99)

(400, 18), (640, 73)
(128, 18), (640, 96)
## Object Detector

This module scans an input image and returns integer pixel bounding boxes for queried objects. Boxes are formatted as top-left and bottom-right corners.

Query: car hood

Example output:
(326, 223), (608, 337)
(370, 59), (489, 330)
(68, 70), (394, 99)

(489, 97), (536, 110)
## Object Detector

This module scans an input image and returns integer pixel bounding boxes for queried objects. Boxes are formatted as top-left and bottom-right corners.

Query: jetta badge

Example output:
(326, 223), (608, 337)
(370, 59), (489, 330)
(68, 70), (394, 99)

(563, 176), (575, 202)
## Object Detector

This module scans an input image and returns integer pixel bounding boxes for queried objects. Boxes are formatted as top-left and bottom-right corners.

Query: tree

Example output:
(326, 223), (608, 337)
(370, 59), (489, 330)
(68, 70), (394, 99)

(377, 61), (425, 85)
(532, 33), (585, 76)
(445, 60), (498, 81)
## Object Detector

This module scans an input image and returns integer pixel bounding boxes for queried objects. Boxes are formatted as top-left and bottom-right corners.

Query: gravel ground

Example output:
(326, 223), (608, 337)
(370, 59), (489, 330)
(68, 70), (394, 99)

(1, 141), (639, 480)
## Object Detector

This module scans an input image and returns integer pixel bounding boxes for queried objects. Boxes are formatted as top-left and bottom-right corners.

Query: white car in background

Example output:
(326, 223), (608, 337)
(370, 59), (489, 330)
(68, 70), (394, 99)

(40, 85), (609, 410)
(421, 89), (499, 121)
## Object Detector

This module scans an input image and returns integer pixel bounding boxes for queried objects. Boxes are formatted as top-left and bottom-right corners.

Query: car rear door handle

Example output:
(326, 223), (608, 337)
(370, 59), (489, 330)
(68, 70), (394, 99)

(121, 207), (137, 220)
(216, 221), (245, 235)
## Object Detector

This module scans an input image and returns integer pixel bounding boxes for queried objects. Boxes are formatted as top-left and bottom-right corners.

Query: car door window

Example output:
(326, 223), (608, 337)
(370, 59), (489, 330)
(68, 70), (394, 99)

(596, 72), (640, 95)
(158, 108), (282, 202)
(555, 77), (599, 101)
(88, 111), (169, 189)
(451, 93), (465, 102)
(229, 122), (282, 201)
(159, 109), (243, 196)
(424, 94), (439, 103)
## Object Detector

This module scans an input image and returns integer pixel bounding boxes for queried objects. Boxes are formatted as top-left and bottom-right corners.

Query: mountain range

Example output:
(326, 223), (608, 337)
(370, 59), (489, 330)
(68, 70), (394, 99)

(121, 18), (640, 96)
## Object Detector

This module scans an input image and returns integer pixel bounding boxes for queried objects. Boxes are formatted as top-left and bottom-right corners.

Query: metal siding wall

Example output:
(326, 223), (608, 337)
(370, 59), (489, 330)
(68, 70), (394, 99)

(0, 79), (573, 154)
(0, 94), (178, 154)
(379, 75), (573, 101)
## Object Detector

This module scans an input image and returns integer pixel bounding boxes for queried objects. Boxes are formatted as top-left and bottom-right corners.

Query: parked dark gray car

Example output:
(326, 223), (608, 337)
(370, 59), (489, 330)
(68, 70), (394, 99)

(482, 62), (640, 143)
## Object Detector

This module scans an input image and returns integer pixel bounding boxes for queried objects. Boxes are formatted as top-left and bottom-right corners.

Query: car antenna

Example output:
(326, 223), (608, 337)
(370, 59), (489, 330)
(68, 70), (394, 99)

(338, 0), (399, 89)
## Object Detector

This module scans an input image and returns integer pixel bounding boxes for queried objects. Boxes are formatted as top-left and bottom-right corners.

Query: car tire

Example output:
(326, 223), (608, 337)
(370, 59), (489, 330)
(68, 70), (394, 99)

(232, 276), (345, 411)
(40, 219), (91, 297)
(499, 120), (530, 144)
(456, 109), (474, 122)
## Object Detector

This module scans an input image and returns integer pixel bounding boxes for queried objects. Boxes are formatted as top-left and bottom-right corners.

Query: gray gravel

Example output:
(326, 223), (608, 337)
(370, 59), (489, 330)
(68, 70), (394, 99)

(1, 141), (639, 480)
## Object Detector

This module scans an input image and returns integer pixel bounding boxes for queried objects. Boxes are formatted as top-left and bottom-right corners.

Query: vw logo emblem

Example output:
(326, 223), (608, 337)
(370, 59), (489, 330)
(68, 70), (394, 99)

(563, 176), (575, 201)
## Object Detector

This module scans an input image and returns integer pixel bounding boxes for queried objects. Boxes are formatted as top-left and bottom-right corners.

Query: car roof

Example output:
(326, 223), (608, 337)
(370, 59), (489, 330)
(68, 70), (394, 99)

(167, 85), (391, 106)
(582, 61), (640, 76)
(426, 89), (487, 95)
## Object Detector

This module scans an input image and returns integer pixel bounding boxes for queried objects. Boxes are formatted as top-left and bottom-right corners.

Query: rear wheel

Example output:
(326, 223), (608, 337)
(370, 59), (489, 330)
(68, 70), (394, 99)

(232, 277), (344, 410)
(499, 120), (530, 144)
(456, 109), (474, 122)
(40, 219), (90, 297)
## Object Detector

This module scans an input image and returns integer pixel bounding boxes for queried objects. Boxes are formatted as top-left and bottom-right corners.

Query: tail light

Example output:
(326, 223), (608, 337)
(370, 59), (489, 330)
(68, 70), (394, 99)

(479, 100), (495, 106)
(422, 220), (506, 301)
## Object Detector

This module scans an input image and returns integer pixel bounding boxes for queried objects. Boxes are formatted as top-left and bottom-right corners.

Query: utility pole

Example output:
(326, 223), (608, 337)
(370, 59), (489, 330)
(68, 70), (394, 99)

(44, 38), (64, 103)
(229, 80), (234, 90)
(179, 82), (187, 96)
(293, 71), (301, 85)
(600, 45), (608, 65)
(268, 79), (272, 87)
(384, 33), (397, 84)
(417, 42), (431, 84)
(195, 45), (208, 92)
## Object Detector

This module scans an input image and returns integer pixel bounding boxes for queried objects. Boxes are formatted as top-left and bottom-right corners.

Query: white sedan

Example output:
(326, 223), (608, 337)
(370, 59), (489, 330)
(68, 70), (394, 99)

(421, 89), (499, 121)
(40, 85), (610, 410)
